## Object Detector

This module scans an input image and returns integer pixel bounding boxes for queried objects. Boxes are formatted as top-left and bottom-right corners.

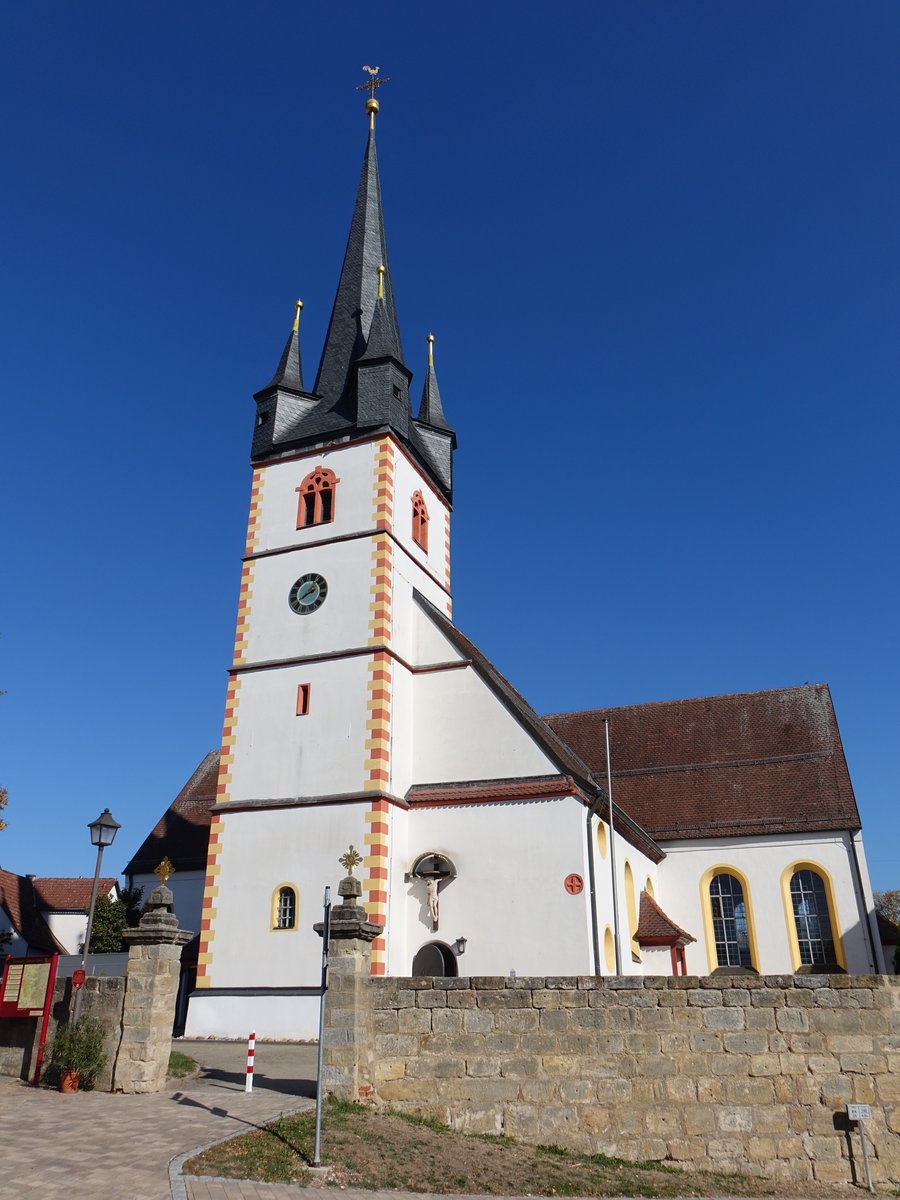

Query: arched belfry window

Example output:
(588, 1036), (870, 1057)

(789, 869), (837, 967)
(709, 873), (752, 969)
(411, 490), (429, 552)
(296, 466), (338, 529)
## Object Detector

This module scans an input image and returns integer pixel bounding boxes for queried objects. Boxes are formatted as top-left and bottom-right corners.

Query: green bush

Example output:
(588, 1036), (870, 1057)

(50, 1016), (107, 1087)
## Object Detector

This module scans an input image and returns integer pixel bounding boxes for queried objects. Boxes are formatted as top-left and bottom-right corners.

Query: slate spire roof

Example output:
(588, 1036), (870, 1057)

(418, 335), (455, 442)
(314, 126), (404, 403)
(250, 110), (455, 501)
(260, 304), (304, 394)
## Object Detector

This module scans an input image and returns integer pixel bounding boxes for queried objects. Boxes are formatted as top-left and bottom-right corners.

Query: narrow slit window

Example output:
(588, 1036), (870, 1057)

(412, 489), (429, 552)
(296, 465), (338, 529)
(296, 683), (311, 716)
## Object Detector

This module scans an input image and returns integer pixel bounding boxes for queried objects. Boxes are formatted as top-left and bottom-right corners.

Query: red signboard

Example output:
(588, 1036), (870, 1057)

(564, 873), (584, 895)
(72, 969), (86, 990)
(0, 954), (58, 1086)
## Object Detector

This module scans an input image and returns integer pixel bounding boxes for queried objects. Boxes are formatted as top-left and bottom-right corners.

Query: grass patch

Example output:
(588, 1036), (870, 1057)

(167, 1050), (197, 1079)
(183, 1094), (792, 1196)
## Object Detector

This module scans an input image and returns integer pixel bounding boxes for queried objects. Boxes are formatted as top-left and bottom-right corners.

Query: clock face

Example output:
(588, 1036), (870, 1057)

(288, 573), (328, 614)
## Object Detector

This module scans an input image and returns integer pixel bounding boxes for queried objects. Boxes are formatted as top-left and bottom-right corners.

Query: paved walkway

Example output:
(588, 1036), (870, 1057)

(0, 1040), (316, 1200)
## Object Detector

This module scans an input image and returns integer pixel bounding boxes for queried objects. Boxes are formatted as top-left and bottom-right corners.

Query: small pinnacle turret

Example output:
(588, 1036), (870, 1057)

(417, 333), (455, 440)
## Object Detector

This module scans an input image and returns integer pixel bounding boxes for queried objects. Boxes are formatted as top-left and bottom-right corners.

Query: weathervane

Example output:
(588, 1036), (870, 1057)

(357, 65), (389, 129)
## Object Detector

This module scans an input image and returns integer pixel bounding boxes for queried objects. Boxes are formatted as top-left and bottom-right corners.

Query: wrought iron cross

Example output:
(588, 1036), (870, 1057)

(357, 65), (390, 100)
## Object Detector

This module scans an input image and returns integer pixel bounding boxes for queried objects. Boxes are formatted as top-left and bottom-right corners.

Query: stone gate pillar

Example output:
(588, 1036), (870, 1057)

(314, 867), (381, 1101)
(112, 884), (192, 1094)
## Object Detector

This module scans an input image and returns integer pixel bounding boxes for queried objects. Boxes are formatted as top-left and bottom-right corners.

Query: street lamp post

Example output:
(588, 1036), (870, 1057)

(71, 808), (120, 1025)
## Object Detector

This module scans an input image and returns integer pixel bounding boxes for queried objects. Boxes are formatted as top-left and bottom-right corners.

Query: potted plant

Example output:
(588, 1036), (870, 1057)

(50, 1015), (107, 1092)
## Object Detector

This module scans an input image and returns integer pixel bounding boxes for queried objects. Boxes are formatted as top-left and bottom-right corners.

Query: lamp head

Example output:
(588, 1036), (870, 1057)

(89, 808), (121, 848)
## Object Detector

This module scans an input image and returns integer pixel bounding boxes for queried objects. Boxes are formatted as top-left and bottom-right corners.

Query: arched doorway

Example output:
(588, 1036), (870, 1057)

(411, 941), (458, 977)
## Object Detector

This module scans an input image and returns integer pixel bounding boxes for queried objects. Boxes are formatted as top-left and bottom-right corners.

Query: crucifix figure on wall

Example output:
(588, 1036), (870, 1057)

(425, 877), (439, 931)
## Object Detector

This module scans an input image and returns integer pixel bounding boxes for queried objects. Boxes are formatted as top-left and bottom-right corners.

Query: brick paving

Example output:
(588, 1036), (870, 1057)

(0, 1040), (315, 1200)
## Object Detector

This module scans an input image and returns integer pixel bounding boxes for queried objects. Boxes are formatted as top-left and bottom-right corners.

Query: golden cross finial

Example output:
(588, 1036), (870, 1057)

(427, 333), (434, 368)
(357, 65), (389, 130)
(377, 263), (385, 300)
(292, 299), (303, 333)
(339, 845), (363, 876)
(154, 857), (174, 886)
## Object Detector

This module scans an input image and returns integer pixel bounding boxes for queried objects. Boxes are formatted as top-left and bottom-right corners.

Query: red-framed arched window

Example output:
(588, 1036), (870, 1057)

(412, 490), (429, 552)
(296, 466), (338, 529)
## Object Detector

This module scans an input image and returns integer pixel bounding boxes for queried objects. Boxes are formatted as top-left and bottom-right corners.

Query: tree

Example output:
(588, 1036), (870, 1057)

(0, 784), (6, 833)
(874, 890), (900, 927)
(83, 886), (144, 953)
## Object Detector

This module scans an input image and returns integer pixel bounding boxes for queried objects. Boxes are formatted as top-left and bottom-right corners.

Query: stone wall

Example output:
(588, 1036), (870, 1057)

(0, 975), (125, 1090)
(331, 971), (900, 1188)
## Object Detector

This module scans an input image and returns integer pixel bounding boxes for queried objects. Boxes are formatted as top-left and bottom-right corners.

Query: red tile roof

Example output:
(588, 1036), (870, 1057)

(32, 878), (118, 912)
(407, 775), (578, 807)
(634, 889), (696, 947)
(545, 685), (860, 841)
(123, 751), (220, 875)
(0, 868), (65, 953)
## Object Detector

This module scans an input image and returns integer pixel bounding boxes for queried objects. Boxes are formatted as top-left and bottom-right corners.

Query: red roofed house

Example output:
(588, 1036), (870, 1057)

(122, 102), (886, 1039)
(0, 868), (118, 958)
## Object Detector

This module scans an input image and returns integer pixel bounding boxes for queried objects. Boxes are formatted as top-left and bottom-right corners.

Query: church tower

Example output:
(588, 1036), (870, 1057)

(191, 85), (456, 1030)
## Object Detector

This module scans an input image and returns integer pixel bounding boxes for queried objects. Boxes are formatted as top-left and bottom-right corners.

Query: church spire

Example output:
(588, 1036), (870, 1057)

(313, 81), (404, 406)
(259, 300), (304, 394)
(417, 333), (454, 439)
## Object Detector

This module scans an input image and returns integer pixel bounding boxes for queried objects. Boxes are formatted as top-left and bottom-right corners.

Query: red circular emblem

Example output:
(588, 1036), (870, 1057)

(564, 873), (584, 895)
(72, 969), (86, 990)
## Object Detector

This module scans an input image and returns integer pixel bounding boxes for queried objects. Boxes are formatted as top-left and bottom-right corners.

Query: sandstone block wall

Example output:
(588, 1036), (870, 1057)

(350, 973), (900, 1188)
(0, 976), (125, 1089)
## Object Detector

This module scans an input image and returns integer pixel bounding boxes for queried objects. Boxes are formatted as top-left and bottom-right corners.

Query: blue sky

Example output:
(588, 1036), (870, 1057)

(1, 3), (897, 893)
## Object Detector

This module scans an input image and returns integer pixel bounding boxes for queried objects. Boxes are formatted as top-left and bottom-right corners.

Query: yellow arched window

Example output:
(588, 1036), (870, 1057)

(699, 866), (759, 972)
(780, 862), (846, 971)
(596, 820), (608, 860)
(623, 860), (639, 961)
(271, 884), (298, 931)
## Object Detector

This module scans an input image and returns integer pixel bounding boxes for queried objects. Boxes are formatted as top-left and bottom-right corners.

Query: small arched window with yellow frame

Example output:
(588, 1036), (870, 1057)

(623, 860), (640, 962)
(271, 884), (298, 931)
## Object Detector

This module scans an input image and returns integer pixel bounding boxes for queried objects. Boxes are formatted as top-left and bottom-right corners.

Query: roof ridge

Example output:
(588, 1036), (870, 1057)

(543, 682), (830, 720)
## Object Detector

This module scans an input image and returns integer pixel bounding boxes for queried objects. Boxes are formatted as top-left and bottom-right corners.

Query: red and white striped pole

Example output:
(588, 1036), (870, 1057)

(245, 1030), (256, 1094)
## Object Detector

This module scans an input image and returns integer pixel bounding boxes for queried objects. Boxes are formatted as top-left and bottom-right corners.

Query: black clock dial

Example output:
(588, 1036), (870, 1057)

(288, 573), (328, 614)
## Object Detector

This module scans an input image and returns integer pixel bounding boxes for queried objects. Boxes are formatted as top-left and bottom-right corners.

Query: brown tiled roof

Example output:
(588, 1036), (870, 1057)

(123, 751), (220, 875)
(544, 685), (860, 841)
(634, 889), (696, 947)
(0, 868), (65, 954)
(407, 775), (578, 807)
(33, 878), (118, 912)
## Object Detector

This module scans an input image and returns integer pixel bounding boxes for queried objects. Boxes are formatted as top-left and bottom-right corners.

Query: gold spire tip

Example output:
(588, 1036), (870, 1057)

(377, 263), (385, 300)
(292, 299), (303, 332)
(427, 333), (434, 367)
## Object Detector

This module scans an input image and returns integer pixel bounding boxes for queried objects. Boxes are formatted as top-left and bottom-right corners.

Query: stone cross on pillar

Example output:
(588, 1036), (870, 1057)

(112, 882), (192, 1094)
(314, 850), (382, 1101)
